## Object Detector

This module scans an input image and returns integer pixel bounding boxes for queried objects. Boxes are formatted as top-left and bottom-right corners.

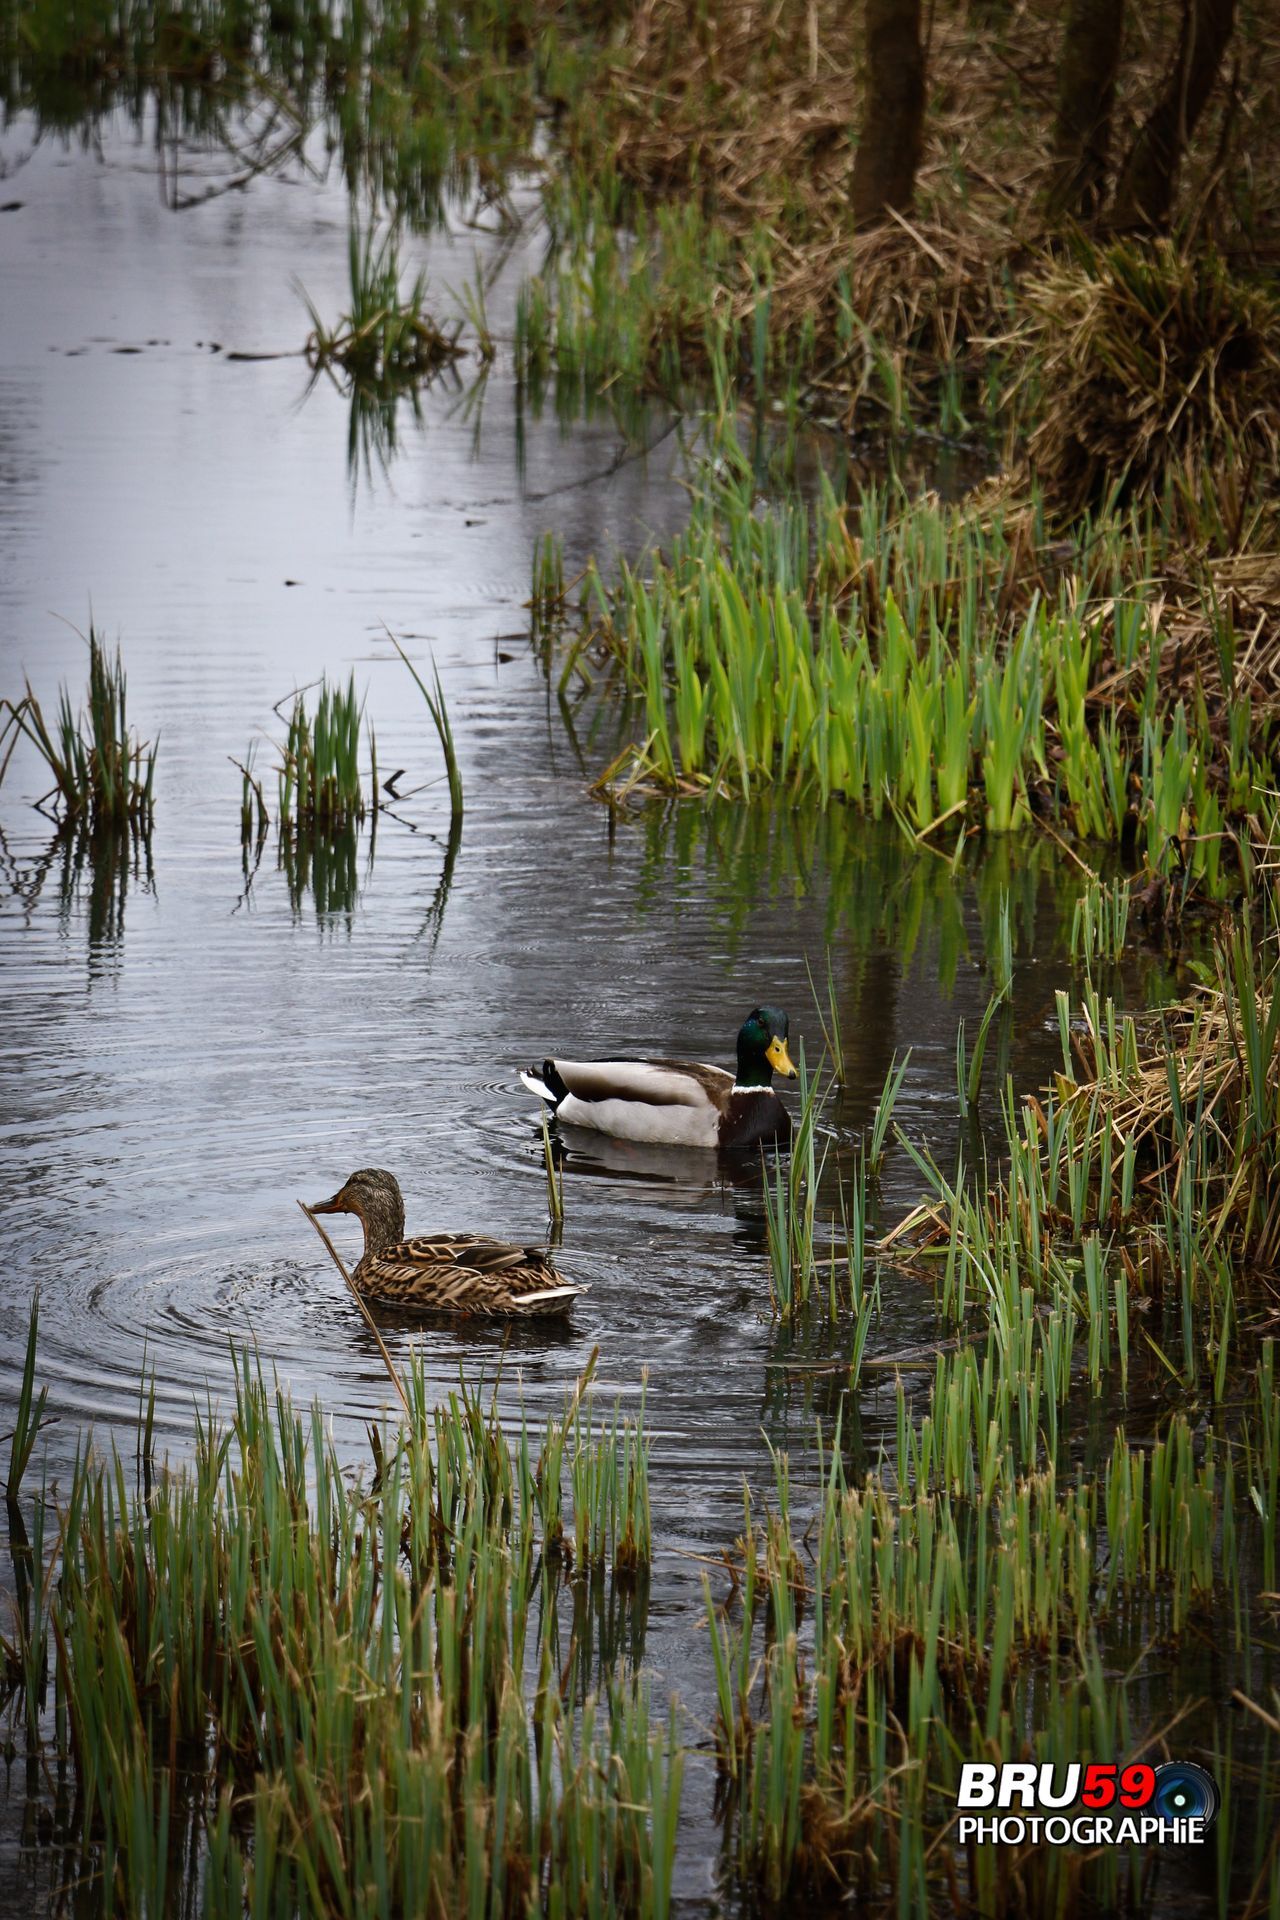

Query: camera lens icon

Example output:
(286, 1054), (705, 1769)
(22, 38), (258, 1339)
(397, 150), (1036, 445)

(1152, 1762), (1220, 1829)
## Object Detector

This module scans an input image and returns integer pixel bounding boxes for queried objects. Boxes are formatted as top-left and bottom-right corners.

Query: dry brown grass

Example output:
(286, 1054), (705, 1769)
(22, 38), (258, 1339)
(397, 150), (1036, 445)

(1006, 239), (1280, 516)
(561, 0), (1280, 394)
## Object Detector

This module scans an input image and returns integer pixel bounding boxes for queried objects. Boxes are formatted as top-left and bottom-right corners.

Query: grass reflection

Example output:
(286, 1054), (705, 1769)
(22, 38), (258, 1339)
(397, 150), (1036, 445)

(0, 0), (563, 228)
(278, 816), (367, 919)
(1, 819), (155, 954)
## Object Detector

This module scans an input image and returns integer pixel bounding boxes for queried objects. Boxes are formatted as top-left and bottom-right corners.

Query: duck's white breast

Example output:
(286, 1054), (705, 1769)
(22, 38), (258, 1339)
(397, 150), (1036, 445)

(556, 1092), (720, 1147)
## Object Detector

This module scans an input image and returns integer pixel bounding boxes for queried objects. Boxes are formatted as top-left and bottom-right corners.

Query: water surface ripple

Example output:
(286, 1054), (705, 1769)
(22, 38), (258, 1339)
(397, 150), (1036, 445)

(0, 109), (1129, 1912)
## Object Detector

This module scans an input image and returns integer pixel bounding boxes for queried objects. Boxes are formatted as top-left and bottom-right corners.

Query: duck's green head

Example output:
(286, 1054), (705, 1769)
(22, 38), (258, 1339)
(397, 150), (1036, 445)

(736, 1006), (796, 1087)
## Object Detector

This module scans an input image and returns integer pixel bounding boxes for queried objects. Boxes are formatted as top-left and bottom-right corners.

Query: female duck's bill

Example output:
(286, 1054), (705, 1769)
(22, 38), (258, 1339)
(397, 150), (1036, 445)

(519, 1005), (797, 1151)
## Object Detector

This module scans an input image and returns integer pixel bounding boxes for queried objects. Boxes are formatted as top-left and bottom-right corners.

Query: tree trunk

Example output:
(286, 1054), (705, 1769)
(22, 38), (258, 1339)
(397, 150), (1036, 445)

(1047, 0), (1127, 219)
(1113, 0), (1236, 229)
(852, 0), (926, 227)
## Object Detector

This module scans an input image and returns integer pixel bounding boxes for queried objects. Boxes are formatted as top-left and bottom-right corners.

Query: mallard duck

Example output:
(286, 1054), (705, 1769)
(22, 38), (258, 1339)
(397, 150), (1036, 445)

(519, 1006), (797, 1151)
(309, 1168), (585, 1316)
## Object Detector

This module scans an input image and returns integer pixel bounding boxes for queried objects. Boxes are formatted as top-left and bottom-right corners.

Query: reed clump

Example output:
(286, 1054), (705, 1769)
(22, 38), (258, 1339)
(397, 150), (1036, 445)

(568, 1392), (652, 1580)
(5, 1338), (673, 1918)
(303, 225), (465, 385)
(0, 624), (157, 828)
(703, 1376), (1268, 1911)
(734, 912), (1280, 1908)
(1069, 872), (1132, 969)
(1011, 239), (1280, 519)
(890, 890), (1280, 1403)
(1064, 905), (1280, 1274)
(514, 0), (1280, 473)
(278, 672), (374, 829)
(714, 886), (1280, 1895)
(561, 421), (1279, 921)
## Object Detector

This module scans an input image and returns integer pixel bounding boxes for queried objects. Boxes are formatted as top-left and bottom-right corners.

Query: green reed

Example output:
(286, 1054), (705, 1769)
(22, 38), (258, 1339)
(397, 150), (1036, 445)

(541, 1113), (564, 1225)
(805, 948), (846, 1084)
(530, 530), (570, 654)
(763, 1046), (830, 1317)
(390, 635), (465, 823)
(278, 672), (372, 828)
(1070, 870), (1132, 967)
(302, 223), (465, 385)
(556, 421), (1271, 911)
(453, 257), (496, 365)
(233, 740), (269, 841)
(868, 1048), (909, 1174)
(703, 1375), (1270, 1911)
(5, 1297), (46, 1505)
(955, 983), (1007, 1122)
(6, 1336), (671, 1918)
(568, 1387), (652, 1578)
(1, 624), (157, 828)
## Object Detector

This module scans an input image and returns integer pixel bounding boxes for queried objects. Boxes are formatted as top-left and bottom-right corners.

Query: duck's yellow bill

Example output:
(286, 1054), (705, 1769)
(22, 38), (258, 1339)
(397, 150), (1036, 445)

(766, 1036), (797, 1077)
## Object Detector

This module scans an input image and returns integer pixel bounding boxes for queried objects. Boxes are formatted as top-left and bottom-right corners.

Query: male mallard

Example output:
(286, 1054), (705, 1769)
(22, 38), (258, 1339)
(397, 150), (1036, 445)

(309, 1168), (585, 1316)
(520, 1006), (797, 1151)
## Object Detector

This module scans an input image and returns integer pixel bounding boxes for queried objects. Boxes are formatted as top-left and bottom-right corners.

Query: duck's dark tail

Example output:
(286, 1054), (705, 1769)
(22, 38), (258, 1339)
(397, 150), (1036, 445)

(519, 1058), (569, 1107)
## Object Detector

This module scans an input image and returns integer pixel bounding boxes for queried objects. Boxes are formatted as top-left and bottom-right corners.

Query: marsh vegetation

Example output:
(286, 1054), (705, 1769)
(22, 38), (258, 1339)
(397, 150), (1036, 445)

(1, 0), (1279, 1915)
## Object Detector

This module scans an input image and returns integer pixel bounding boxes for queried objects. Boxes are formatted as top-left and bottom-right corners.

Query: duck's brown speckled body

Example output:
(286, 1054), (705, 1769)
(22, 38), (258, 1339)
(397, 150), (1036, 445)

(310, 1169), (584, 1317)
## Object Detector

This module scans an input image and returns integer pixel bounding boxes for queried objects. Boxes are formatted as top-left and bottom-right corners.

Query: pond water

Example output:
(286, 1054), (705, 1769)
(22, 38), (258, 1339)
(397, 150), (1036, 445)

(0, 108), (1206, 1913)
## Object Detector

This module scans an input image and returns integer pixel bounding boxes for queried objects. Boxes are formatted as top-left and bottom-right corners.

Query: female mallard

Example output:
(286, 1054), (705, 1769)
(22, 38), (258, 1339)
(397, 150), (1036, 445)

(309, 1168), (585, 1316)
(520, 1006), (797, 1151)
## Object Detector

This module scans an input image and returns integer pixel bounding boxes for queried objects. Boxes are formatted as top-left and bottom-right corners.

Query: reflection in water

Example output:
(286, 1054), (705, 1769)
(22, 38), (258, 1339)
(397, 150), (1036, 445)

(318, 355), (476, 491)
(756, 1309), (878, 1474)
(559, 1564), (651, 1707)
(238, 812), (393, 925)
(0, 820), (154, 956)
(344, 369), (426, 488)
(232, 758), (467, 933)
(278, 817), (368, 921)
(0, 83), (1229, 1919)
(415, 813), (462, 953)
(309, 280), (676, 499)
(553, 1123), (775, 1197)
(0, 2), (525, 231)
(625, 794), (1185, 1006)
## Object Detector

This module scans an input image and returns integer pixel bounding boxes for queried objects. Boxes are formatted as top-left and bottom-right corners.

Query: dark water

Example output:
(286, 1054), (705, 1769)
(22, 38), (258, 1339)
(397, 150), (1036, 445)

(0, 112), (1199, 1911)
